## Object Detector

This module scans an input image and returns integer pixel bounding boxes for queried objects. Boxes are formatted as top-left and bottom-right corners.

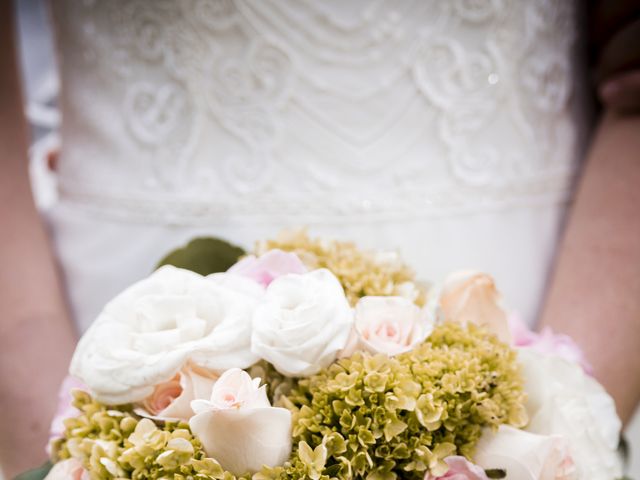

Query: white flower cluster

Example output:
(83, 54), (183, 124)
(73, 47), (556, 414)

(72, 261), (436, 405)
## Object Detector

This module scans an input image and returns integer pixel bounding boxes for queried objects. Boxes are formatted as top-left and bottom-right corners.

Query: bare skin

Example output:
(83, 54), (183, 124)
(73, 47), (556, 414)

(0, 2), (639, 476)
(540, 110), (640, 425)
(0, 3), (76, 476)
(540, 0), (640, 428)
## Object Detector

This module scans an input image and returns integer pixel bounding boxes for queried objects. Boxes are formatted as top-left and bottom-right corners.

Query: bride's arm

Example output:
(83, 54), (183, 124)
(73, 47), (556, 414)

(0, 4), (76, 476)
(540, 2), (640, 425)
(540, 112), (640, 425)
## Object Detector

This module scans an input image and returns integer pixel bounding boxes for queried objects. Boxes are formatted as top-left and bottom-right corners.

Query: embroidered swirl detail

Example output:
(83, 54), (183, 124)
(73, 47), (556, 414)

(52, 0), (582, 220)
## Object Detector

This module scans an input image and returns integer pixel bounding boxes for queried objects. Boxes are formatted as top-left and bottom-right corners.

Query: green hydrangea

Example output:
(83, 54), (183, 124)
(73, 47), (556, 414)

(272, 322), (527, 480)
(256, 229), (427, 306)
(247, 360), (297, 405)
(53, 322), (526, 480)
(52, 390), (249, 480)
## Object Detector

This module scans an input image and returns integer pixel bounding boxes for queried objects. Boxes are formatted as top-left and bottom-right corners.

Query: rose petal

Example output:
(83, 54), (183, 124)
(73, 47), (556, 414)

(517, 349), (622, 478)
(510, 315), (593, 374)
(144, 366), (218, 421)
(44, 458), (87, 480)
(228, 250), (307, 287)
(71, 266), (262, 404)
(473, 426), (575, 480)
(251, 269), (353, 377)
(438, 271), (511, 343)
(353, 296), (433, 356)
(189, 407), (292, 475)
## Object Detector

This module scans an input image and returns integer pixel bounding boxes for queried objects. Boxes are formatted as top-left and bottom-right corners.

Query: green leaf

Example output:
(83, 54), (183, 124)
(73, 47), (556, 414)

(14, 462), (53, 480)
(485, 469), (507, 479)
(324, 463), (342, 477)
(156, 237), (245, 275)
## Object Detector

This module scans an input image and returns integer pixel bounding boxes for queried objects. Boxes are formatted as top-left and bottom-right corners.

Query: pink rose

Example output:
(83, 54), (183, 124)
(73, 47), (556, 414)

(342, 296), (433, 357)
(137, 364), (218, 421)
(509, 315), (593, 374)
(47, 376), (87, 453)
(143, 375), (181, 412)
(44, 458), (88, 480)
(228, 249), (306, 287)
(425, 456), (489, 480)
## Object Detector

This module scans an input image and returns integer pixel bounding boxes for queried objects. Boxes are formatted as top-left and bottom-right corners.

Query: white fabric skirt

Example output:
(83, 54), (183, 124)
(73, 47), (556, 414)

(48, 198), (568, 333)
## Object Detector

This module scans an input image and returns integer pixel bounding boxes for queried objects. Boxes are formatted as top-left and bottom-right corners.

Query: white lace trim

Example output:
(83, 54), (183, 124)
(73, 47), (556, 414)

(57, 175), (575, 225)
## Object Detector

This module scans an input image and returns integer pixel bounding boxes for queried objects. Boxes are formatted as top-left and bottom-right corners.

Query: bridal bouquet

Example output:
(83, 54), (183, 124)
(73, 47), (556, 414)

(41, 231), (624, 480)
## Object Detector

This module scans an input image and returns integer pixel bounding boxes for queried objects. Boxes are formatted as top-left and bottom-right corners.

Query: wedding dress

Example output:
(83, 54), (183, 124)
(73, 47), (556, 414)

(49, 0), (589, 333)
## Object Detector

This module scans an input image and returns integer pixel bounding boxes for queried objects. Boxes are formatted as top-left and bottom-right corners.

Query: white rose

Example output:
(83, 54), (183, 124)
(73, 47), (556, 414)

(435, 270), (511, 343)
(189, 368), (292, 475)
(251, 269), (353, 377)
(473, 425), (577, 479)
(70, 266), (263, 404)
(342, 296), (433, 357)
(517, 348), (622, 479)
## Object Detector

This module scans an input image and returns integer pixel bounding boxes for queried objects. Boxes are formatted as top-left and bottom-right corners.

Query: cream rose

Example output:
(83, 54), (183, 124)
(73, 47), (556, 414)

(435, 271), (510, 343)
(343, 296), (433, 357)
(517, 348), (622, 479)
(473, 425), (577, 480)
(70, 266), (263, 404)
(251, 269), (353, 376)
(189, 368), (291, 474)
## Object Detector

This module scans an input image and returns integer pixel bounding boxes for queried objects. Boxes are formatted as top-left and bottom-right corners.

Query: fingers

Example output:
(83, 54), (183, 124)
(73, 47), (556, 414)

(599, 70), (640, 114)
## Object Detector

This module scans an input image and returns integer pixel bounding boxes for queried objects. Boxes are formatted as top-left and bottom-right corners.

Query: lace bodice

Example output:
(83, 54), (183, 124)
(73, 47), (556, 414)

(51, 0), (586, 224)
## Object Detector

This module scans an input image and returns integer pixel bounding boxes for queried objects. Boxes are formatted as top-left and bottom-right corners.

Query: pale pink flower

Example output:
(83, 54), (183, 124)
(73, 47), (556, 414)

(137, 364), (218, 421)
(510, 314), (593, 374)
(47, 376), (87, 453)
(191, 367), (268, 413)
(44, 458), (88, 480)
(424, 456), (489, 480)
(341, 296), (432, 357)
(228, 249), (306, 287)
(143, 375), (182, 414)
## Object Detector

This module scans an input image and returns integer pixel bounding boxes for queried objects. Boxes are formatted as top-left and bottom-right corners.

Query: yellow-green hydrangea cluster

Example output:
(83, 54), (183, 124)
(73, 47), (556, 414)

(247, 360), (297, 404)
(256, 229), (427, 306)
(52, 390), (248, 480)
(271, 322), (527, 480)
